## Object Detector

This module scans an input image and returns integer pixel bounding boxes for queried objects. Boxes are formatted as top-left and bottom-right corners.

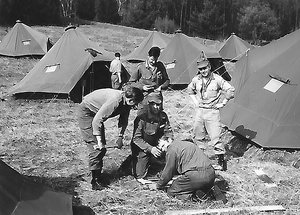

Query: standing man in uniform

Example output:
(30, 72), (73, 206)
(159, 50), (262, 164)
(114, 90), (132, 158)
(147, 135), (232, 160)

(77, 86), (144, 190)
(128, 46), (170, 114)
(110, 52), (123, 90)
(187, 59), (234, 171)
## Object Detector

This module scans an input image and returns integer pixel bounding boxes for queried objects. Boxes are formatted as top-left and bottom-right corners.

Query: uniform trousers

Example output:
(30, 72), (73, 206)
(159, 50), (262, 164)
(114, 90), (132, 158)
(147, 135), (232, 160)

(167, 166), (215, 197)
(193, 108), (225, 154)
(78, 103), (106, 171)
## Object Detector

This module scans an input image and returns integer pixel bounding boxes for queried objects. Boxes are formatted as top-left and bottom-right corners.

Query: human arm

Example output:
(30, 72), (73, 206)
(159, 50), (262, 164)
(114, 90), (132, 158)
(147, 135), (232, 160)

(117, 71), (122, 83)
(95, 135), (105, 149)
(218, 77), (235, 105)
(132, 117), (159, 154)
(117, 61), (122, 83)
(92, 100), (119, 137)
(115, 108), (130, 149)
(187, 78), (200, 107)
(155, 62), (170, 91)
(156, 149), (177, 189)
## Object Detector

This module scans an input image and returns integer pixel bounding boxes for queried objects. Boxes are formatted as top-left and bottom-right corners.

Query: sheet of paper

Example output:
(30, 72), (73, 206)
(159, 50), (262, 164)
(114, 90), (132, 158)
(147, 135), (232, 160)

(45, 65), (58, 73)
(263, 78), (284, 93)
(22, 41), (30, 45)
(166, 63), (175, 69)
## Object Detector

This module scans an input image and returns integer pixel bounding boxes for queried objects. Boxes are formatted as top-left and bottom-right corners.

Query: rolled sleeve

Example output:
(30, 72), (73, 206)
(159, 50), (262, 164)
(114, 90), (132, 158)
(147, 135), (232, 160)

(220, 79), (235, 99)
(187, 78), (197, 95)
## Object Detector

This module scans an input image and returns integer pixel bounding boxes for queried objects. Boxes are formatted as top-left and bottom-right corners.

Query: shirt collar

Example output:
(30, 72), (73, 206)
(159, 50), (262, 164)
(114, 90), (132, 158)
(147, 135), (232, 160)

(197, 72), (215, 80)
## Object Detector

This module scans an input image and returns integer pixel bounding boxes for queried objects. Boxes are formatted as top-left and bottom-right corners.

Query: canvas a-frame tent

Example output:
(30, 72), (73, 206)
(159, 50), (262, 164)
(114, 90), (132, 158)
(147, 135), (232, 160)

(124, 30), (171, 62)
(221, 28), (300, 149)
(219, 33), (253, 61)
(8, 26), (114, 102)
(159, 33), (229, 85)
(0, 20), (52, 57)
(0, 159), (72, 215)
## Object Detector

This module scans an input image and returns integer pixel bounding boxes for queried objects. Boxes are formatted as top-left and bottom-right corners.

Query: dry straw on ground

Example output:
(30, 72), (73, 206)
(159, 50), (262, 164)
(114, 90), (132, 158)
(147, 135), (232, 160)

(0, 23), (300, 214)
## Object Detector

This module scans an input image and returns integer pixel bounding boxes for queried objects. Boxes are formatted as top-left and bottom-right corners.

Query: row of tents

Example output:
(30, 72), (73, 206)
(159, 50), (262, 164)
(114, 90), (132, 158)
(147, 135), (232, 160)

(1, 20), (300, 149)
(1, 20), (252, 101)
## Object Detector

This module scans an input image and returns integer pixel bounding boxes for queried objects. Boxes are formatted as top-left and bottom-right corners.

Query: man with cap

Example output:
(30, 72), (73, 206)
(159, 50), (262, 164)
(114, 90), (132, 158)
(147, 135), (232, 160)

(128, 46), (170, 115)
(151, 139), (215, 200)
(187, 58), (234, 171)
(131, 92), (173, 179)
(77, 86), (144, 190)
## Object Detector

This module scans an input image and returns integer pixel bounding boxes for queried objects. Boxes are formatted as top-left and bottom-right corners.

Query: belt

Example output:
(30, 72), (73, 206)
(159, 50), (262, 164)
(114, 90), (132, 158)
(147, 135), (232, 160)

(199, 106), (215, 109)
(186, 165), (213, 172)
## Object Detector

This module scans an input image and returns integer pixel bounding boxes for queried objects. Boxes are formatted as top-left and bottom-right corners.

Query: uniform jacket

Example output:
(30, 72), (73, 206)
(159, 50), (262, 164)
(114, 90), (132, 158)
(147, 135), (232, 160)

(157, 140), (213, 189)
(81, 88), (131, 136)
(132, 111), (173, 153)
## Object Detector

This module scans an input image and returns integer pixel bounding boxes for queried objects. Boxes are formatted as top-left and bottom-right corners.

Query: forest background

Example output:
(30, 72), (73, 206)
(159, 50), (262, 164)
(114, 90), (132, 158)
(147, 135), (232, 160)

(0, 0), (300, 45)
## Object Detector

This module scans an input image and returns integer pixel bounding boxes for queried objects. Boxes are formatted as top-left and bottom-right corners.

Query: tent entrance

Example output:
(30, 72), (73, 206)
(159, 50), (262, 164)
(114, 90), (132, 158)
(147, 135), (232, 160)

(70, 61), (112, 102)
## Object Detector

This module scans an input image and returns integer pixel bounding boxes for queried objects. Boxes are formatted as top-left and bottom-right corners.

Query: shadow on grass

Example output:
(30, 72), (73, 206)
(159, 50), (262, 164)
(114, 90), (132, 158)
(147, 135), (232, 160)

(226, 131), (255, 158)
(99, 155), (134, 186)
(26, 174), (96, 215)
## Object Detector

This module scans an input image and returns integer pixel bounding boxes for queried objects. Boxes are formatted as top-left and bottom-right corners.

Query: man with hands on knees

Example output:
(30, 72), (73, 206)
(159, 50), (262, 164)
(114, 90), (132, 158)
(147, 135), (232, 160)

(78, 86), (144, 190)
(131, 92), (173, 179)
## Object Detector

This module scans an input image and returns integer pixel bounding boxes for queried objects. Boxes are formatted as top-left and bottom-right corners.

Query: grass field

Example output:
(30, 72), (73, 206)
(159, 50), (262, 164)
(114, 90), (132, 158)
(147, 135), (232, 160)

(0, 22), (300, 215)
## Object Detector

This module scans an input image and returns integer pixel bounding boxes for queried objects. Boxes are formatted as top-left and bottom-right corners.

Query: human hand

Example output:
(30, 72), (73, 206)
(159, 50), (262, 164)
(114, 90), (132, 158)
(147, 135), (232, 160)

(143, 85), (154, 91)
(154, 86), (162, 92)
(215, 103), (224, 109)
(151, 147), (162, 158)
(95, 136), (105, 150)
(93, 143), (105, 150)
(116, 136), (123, 149)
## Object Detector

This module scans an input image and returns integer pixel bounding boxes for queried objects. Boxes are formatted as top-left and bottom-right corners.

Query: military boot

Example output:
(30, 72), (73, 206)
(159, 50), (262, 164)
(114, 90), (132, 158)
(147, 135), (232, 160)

(91, 170), (104, 191)
(217, 154), (227, 171)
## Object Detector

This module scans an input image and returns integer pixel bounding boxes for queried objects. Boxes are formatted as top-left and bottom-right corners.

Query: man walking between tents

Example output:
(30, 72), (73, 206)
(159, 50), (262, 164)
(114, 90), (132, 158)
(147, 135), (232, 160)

(77, 86), (144, 190)
(110, 52), (123, 90)
(187, 58), (234, 171)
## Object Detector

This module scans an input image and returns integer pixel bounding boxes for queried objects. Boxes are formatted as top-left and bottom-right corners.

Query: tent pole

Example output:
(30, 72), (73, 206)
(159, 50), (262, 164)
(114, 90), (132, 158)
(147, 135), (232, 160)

(82, 79), (86, 100)
(90, 64), (94, 93)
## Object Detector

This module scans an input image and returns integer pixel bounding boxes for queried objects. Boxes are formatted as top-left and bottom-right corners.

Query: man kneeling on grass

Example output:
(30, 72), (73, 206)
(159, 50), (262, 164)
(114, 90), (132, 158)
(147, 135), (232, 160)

(131, 92), (173, 179)
(151, 139), (216, 200)
(77, 86), (144, 190)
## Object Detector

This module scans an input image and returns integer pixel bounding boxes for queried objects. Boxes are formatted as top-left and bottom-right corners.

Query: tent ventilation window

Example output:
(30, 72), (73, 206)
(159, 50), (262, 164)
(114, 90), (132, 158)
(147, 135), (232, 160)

(45, 64), (60, 73)
(165, 59), (176, 69)
(269, 74), (291, 85)
(22, 39), (31, 45)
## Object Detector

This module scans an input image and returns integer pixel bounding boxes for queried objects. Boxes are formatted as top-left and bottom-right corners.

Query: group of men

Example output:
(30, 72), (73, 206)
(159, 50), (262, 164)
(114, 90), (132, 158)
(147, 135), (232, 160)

(77, 46), (234, 199)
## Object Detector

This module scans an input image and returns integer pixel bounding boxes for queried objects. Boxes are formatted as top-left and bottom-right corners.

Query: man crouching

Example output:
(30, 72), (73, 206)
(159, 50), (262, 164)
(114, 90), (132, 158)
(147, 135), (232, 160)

(155, 139), (216, 199)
